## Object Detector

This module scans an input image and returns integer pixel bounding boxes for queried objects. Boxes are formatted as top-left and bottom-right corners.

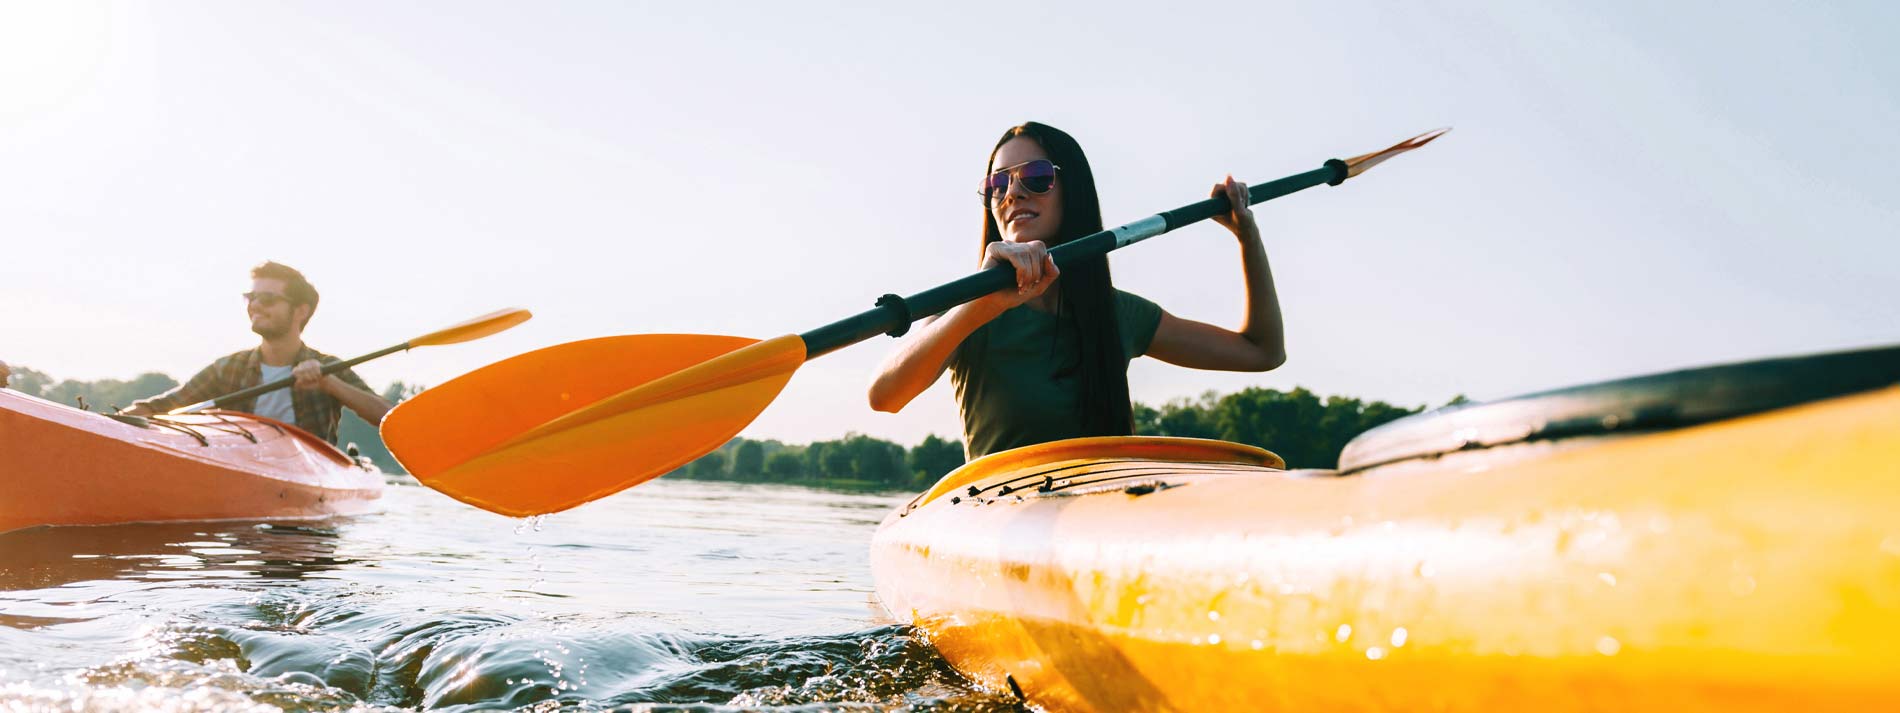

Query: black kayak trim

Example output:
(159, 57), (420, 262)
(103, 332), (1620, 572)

(1338, 343), (1900, 474)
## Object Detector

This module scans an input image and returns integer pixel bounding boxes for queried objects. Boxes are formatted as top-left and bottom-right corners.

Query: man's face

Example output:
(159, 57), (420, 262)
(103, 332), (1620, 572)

(246, 277), (309, 339)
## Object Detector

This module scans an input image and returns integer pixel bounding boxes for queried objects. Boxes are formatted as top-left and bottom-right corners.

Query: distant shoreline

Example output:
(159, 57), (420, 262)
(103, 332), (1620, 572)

(8, 366), (1449, 487)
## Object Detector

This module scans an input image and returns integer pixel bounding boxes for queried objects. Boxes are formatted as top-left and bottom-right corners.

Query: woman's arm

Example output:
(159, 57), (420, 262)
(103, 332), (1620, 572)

(868, 241), (1059, 412)
(1144, 176), (1287, 372)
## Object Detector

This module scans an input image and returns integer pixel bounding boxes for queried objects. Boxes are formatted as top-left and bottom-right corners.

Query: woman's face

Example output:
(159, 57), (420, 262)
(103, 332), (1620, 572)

(988, 136), (1064, 245)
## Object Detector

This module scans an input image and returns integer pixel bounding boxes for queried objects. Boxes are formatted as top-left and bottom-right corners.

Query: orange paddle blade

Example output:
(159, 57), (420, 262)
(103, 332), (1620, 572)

(408, 308), (533, 347)
(382, 334), (806, 516)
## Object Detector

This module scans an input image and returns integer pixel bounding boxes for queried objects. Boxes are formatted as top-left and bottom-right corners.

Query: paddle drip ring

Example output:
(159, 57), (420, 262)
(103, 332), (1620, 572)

(875, 294), (912, 337)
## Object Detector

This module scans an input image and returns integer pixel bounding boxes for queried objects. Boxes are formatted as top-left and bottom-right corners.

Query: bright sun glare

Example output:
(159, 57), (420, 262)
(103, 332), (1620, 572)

(0, 3), (114, 124)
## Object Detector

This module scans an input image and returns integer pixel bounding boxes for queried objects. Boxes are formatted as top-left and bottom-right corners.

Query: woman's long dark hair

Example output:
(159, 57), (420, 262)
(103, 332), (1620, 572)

(952, 122), (1134, 437)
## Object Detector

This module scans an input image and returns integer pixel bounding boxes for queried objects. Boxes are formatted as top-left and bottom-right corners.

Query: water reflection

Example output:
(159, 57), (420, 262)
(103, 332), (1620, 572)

(0, 520), (353, 593)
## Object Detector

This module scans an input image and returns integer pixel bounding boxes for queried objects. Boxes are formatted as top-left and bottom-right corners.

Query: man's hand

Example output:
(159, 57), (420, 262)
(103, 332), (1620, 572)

(292, 359), (331, 392)
(294, 359), (393, 425)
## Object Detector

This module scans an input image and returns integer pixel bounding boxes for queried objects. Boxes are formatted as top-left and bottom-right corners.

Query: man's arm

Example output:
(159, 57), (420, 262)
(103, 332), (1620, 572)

(292, 360), (392, 425)
(124, 362), (227, 415)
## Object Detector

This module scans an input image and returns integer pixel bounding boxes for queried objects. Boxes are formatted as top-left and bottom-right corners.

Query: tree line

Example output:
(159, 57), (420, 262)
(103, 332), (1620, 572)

(668, 432), (967, 493)
(670, 386), (1444, 491)
(6, 366), (1446, 490)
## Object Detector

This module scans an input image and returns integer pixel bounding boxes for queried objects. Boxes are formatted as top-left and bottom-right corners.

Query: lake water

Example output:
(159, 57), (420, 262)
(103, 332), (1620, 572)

(0, 478), (1020, 711)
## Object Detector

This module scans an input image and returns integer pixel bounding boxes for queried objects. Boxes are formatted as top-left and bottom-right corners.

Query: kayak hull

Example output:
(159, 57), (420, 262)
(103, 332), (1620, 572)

(1, 388), (383, 534)
(870, 388), (1900, 712)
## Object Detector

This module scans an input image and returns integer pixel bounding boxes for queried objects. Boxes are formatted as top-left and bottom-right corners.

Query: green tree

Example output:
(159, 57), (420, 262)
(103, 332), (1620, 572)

(821, 443), (853, 478)
(907, 434), (965, 487)
(766, 451), (803, 478)
(40, 372), (178, 412)
(1316, 395), (1367, 462)
(829, 434), (894, 484)
(1212, 387), (1321, 465)
(1183, 386), (1426, 469)
(4, 366), (54, 397)
(804, 441), (830, 478)
(689, 450), (727, 478)
(1157, 392), (1221, 439)
(1132, 402), (1161, 435)
(732, 440), (766, 479)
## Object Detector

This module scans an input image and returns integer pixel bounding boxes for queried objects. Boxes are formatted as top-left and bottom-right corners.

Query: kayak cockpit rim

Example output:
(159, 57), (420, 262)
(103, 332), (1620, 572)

(909, 436), (1282, 511)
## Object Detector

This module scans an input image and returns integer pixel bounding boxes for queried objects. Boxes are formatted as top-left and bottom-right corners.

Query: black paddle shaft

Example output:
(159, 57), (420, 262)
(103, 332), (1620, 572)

(798, 160), (1347, 359)
(184, 343), (409, 412)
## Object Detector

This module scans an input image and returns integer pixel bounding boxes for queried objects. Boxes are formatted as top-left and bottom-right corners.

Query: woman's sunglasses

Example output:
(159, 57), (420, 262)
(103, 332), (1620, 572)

(980, 159), (1060, 200)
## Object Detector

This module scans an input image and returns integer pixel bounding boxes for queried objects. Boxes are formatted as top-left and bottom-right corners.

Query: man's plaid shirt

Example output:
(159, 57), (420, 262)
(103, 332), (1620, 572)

(132, 345), (373, 445)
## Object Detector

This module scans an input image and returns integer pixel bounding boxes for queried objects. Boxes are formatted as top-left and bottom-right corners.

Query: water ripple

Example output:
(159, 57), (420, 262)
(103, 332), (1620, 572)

(1, 479), (1013, 711)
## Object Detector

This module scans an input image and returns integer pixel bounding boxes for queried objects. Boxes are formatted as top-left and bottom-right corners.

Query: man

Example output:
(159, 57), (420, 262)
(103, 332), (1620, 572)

(125, 261), (391, 444)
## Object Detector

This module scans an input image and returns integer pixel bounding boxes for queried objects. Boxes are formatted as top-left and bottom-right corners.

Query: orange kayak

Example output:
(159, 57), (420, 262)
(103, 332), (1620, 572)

(871, 345), (1900, 712)
(1, 388), (383, 534)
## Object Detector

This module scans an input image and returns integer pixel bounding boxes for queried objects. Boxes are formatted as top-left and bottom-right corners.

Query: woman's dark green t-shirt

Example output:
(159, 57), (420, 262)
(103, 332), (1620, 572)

(951, 290), (1163, 460)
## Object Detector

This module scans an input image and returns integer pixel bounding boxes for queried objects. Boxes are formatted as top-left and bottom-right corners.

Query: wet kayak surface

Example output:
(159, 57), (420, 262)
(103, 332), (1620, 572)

(0, 477), (1017, 711)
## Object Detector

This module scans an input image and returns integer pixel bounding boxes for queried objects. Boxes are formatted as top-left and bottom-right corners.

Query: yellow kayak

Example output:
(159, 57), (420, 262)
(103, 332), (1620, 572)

(870, 345), (1900, 711)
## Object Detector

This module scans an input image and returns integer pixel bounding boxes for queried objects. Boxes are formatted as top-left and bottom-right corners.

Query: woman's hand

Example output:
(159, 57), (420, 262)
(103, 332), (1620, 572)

(980, 240), (1059, 309)
(869, 242), (1055, 413)
(1142, 175), (1285, 373)
(1211, 175), (1260, 242)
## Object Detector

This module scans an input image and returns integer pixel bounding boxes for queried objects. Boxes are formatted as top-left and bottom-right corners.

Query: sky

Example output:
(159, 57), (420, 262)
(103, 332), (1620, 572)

(2, 1), (1895, 447)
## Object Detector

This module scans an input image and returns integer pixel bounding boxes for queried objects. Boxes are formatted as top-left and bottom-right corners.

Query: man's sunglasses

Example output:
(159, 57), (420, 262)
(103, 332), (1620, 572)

(980, 159), (1060, 200)
(243, 291), (292, 307)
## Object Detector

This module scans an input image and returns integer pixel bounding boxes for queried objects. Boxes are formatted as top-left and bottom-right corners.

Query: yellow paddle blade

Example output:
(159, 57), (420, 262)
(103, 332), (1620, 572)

(383, 333), (760, 477)
(1342, 127), (1449, 179)
(382, 334), (806, 516)
(408, 308), (534, 347)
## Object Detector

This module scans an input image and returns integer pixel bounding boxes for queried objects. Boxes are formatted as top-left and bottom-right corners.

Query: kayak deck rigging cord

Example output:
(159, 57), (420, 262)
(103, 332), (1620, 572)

(145, 411), (285, 446)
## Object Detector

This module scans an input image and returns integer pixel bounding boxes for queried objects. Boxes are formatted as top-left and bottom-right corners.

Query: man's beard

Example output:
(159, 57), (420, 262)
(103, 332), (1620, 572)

(251, 319), (289, 339)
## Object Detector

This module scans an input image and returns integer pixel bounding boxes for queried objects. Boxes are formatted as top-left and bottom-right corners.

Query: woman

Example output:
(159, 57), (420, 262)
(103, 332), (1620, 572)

(868, 122), (1286, 459)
